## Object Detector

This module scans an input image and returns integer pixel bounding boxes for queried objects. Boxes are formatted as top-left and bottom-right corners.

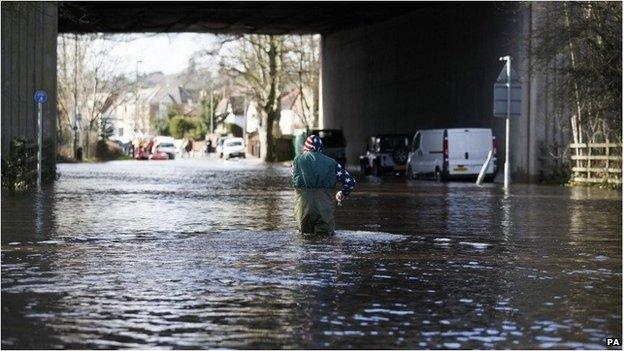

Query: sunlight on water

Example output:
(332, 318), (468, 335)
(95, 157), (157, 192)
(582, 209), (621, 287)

(1, 159), (621, 349)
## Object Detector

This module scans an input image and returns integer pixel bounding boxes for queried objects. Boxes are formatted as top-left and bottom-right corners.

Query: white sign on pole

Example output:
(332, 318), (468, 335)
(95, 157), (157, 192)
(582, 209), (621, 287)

(493, 83), (522, 117)
(493, 62), (521, 118)
(494, 57), (523, 190)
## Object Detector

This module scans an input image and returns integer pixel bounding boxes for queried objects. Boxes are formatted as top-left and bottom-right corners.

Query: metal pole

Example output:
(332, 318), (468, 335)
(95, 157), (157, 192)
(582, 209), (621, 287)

(209, 89), (214, 133)
(37, 103), (43, 192)
(73, 33), (78, 159)
(135, 61), (141, 135)
(476, 150), (494, 186)
(243, 94), (248, 135)
(504, 56), (511, 189)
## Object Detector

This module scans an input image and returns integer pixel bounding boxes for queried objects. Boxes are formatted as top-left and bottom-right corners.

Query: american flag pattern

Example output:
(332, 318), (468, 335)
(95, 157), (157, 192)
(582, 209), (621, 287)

(303, 134), (324, 153)
(335, 163), (355, 196)
(301, 135), (356, 196)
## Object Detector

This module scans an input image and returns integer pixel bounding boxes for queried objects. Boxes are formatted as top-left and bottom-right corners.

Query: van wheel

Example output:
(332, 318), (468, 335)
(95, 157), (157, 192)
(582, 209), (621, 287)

(434, 168), (442, 182)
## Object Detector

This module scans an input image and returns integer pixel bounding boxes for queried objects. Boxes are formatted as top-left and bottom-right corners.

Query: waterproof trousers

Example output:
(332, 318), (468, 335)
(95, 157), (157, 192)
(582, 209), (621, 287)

(294, 188), (336, 235)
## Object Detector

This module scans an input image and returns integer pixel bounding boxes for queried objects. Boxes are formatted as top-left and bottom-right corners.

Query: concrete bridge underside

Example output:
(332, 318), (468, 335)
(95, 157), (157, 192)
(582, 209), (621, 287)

(3, 2), (540, 181)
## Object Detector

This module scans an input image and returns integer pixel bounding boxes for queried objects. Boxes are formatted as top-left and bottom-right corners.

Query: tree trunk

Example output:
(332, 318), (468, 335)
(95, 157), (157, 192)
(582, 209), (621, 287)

(85, 129), (90, 158)
(261, 106), (281, 162)
(259, 113), (269, 161)
(563, 2), (584, 144)
(260, 35), (282, 162)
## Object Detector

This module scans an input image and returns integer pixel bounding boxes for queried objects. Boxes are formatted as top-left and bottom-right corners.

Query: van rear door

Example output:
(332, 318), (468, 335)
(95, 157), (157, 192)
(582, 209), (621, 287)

(447, 129), (493, 175)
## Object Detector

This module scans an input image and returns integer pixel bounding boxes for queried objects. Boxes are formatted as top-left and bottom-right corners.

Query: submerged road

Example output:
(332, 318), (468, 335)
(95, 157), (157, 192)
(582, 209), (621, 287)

(1, 158), (621, 349)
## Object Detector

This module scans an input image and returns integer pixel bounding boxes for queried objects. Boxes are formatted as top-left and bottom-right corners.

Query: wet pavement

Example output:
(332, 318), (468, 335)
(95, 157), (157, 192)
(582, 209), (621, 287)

(1, 158), (621, 349)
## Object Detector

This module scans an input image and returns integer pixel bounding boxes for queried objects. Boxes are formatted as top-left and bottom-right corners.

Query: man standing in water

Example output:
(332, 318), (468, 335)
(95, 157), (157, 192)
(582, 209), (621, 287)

(292, 135), (356, 235)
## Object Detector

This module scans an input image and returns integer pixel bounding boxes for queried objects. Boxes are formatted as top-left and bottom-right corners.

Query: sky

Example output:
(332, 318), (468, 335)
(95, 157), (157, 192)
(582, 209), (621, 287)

(94, 33), (218, 76)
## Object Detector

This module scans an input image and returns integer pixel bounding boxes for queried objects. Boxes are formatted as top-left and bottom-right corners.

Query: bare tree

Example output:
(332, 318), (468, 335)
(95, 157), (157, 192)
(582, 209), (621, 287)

(286, 35), (320, 130)
(57, 33), (89, 149)
(220, 34), (285, 161)
(530, 2), (622, 144)
(218, 34), (320, 161)
(57, 34), (132, 158)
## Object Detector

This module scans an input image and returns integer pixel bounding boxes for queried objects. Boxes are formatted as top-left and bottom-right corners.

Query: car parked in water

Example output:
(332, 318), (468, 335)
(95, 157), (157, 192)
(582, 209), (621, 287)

(154, 136), (177, 160)
(149, 151), (170, 160)
(407, 128), (497, 181)
(221, 137), (246, 159)
(309, 129), (347, 167)
(359, 134), (411, 176)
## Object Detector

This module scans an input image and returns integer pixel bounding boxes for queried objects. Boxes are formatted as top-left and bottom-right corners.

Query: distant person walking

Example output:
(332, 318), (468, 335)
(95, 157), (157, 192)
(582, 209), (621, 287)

(185, 138), (194, 158)
(180, 138), (191, 158)
(146, 139), (155, 155)
(292, 135), (356, 235)
(205, 139), (213, 157)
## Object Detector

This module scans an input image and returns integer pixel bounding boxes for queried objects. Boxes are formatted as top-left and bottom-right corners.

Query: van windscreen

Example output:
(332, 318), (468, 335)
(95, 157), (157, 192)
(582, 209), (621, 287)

(379, 137), (409, 152)
(314, 130), (344, 148)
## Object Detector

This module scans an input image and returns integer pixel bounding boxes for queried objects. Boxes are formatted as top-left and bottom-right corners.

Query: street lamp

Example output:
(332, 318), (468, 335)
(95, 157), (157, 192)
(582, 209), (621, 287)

(135, 60), (142, 136)
(210, 89), (215, 133)
(73, 33), (79, 159)
(499, 55), (511, 190)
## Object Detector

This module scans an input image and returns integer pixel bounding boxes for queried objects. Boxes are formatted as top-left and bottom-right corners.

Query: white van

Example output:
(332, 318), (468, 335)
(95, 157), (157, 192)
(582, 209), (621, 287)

(407, 128), (497, 181)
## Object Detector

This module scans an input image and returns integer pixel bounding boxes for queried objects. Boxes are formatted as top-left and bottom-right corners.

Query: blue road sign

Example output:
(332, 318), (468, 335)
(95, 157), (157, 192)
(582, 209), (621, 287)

(34, 90), (48, 104)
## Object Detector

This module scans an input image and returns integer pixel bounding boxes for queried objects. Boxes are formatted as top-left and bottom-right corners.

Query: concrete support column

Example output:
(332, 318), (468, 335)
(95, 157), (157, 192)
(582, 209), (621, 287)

(318, 36), (324, 129)
(1, 2), (58, 180)
(322, 3), (522, 172)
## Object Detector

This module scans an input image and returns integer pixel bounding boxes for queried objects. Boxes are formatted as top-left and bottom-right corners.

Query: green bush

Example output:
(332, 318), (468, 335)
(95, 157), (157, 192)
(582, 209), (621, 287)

(169, 115), (195, 139)
(1, 138), (37, 190)
(169, 115), (208, 140)
(155, 117), (170, 136)
(94, 139), (122, 161)
(99, 116), (114, 140)
(167, 104), (184, 119)
(192, 119), (208, 140)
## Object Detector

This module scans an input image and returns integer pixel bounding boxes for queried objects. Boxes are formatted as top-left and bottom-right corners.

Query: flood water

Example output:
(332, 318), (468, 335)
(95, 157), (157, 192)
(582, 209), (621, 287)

(2, 158), (621, 349)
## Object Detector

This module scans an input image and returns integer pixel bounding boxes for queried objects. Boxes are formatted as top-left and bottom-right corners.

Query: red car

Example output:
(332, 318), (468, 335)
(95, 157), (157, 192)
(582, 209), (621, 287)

(149, 152), (169, 160)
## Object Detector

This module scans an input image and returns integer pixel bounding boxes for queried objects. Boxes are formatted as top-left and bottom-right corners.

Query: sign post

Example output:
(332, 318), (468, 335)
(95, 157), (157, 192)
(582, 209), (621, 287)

(476, 150), (494, 186)
(493, 56), (521, 190)
(34, 90), (48, 192)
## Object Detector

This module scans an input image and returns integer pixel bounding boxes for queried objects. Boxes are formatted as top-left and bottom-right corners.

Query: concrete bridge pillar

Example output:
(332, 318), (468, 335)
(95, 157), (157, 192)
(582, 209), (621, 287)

(1, 2), (58, 180)
(321, 3), (545, 182)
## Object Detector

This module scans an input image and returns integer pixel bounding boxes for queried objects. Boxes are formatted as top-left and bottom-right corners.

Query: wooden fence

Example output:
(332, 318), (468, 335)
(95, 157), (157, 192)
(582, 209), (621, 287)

(570, 143), (622, 185)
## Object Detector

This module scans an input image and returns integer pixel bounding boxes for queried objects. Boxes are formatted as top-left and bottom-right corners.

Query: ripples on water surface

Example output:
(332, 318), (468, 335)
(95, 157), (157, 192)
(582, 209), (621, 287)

(2, 159), (621, 349)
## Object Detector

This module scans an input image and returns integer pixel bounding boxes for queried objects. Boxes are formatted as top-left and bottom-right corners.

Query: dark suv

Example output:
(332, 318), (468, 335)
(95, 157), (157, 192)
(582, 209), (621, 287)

(309, 129), (347, 167)
(359, 134), (411, 176)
